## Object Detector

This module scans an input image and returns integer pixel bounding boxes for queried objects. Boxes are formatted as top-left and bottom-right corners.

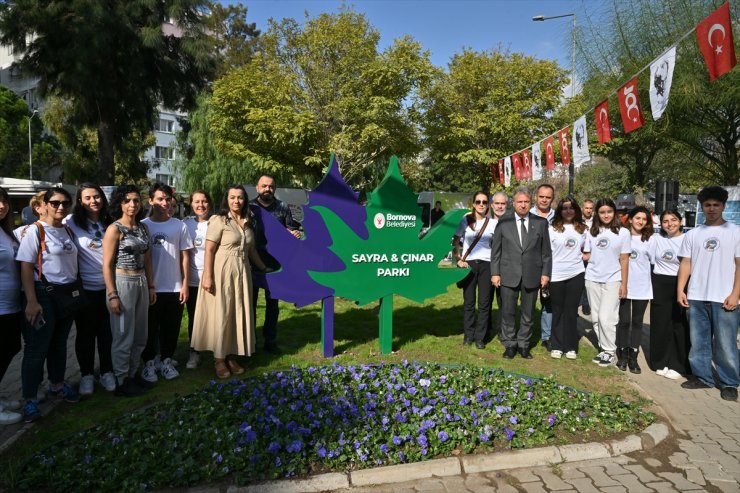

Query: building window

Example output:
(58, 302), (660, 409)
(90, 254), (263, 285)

(155, 146), (175, 160)
(155, 174), (175, 186)
(157, 118), (174, 133)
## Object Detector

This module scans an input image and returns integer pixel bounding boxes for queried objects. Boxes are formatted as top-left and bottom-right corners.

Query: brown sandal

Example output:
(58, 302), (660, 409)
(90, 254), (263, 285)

(226, 357), (245, 375)
(215, 359), (231, 379)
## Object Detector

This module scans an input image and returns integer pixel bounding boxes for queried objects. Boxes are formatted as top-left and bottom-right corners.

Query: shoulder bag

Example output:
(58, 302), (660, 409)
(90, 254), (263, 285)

(455, 217), (490, 289)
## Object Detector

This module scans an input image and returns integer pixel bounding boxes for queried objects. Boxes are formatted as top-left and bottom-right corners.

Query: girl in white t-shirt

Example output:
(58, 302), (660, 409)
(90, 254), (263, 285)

(548, 197), (587, 359)
(0, 187), (23, 425)
(183, 190), (212, 370)
(649, 210), (689, 380)
(583, 198), (631, 367)
(616, 206), (654, 374)
(452, 192), (497, 348)
(16, 188), (82, 422)
(66, 183), (115, 395)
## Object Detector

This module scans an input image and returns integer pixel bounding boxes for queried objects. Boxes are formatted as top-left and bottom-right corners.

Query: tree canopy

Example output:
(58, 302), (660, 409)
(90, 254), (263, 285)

(0, 0), (216, 184)
(204, 10), (434, 190)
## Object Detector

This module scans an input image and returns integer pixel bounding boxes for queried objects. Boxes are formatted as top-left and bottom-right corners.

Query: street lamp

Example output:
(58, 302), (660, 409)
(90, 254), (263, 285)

(533, 12), (577, 195)
(28, 109), (38, 181)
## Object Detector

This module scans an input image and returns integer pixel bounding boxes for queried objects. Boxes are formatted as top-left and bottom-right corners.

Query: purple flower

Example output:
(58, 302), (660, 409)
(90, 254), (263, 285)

(459, 396), (470, 406)
(398, 451), (406, 462)
(504, 427), (516, 441)
(439, 375), (447, 383)
(317, 446), (327, 458)
(392, 435), (402, 445)
(380, 443), (389, 454)
(447, 387), (455, 395)
(480, 432), (490, 442)
(509, 416), (518, 425)
(267, 442), (281, 454)
(408, 387), (418, 396)
(526, 391), (534, 400)
(548, 414), (557, 426)
(216, 454), (223, 464)
(419, 378), (431, 388)
(417, 434), (428, 447)
(438, 431), (449, 442)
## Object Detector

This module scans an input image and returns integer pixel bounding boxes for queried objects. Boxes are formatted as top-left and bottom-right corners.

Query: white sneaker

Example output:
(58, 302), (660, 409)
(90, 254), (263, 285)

(0, 399), (21, 411)
(160, 358), (180, 380)
(592, 351), (605, 364)
(0, 409), (22, 425)
(656, 367), (669, 376)
(99, 372), (117, 392)
(565, 351), (577, 360)
(186, 351), (200, 369)
(142, 360), (159, 383)
(598, 352), (616, 367)
(79, 375), (95, 395)
(550, 350), (563, 359)
(664, 369), (682, 380)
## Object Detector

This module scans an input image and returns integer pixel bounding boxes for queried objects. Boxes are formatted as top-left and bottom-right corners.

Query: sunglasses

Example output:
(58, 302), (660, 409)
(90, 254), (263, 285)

(474, 200), (489, 205)
(47, 200), (72, 209)
(90, 222), (103, 238)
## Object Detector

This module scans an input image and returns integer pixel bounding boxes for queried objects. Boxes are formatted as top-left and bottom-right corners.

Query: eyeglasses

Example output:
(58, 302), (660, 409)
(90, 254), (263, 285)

(474, 200), (489, 205)
(47, 200), (72, 209)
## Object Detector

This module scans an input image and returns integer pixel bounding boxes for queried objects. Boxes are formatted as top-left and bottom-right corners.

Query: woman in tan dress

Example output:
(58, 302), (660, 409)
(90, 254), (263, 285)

(191, 185), (269, 378)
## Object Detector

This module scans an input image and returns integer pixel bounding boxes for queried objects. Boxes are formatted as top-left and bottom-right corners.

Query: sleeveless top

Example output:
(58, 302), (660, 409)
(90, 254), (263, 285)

(114, 221), (149, 270)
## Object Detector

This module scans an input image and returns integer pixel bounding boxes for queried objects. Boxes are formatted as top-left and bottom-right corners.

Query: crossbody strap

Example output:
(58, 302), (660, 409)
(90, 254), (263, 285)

(34, 221), (46, 280)
(461, 217), (490, 262)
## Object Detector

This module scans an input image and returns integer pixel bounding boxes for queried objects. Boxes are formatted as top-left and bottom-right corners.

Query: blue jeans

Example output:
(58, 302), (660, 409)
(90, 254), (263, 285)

(540, 294), (552, 341)
(21, 283), (75, 399)
(688, 300), (740, 388)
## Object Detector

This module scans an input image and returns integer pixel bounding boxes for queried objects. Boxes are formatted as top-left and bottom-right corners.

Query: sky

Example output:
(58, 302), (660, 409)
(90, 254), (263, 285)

(230, 0), (610, 85)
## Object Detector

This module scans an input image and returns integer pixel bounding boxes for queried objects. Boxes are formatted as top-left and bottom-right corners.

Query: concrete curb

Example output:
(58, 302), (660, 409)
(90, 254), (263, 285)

(239, 422), (671, 492)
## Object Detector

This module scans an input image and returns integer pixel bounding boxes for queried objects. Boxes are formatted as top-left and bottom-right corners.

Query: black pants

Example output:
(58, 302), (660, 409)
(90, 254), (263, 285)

(549, 273), (585, 353)
(186, 286), (199, 347)
(617, 298), (648, 349)
(461, 260), (493, 344)
(253, 286), (279, 348)
(142, 292), (184, 362)
(74, 289), (113, 376)
(487, 286), (502, 341)
(649, 273), (690, 373)
(0, 311), (23, 382)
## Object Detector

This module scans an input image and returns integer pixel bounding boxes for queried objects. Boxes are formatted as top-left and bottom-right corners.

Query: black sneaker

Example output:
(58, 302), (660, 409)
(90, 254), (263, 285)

(115, 378), (145, 397)
(681, 378), (712, 390)
(720, 387), (738, 401)
(132, 374), (155, 390)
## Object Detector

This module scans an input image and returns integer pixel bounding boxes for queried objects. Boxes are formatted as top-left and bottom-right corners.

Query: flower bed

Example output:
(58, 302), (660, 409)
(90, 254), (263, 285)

(19, 361), (654, 491)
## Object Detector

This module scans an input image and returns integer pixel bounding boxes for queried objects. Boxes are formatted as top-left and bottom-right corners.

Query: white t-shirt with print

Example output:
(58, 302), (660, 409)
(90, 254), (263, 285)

(626, 234), (654, 300)
(454, 216), (497, 262)
(64, 217), (106, 291)
(651, 234), (684, 276)
(549, 224), (586, 282)
(184, 217), (209, 287)
(16, 222), (79, 284)
(142, 217), (194, 293)
(0, 230), (21, 314)
(584, 227), (631, 283)
(679, 222), (740, 303)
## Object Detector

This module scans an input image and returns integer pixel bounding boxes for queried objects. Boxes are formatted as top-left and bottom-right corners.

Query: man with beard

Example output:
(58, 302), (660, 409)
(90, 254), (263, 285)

(250, 176), (301, 354)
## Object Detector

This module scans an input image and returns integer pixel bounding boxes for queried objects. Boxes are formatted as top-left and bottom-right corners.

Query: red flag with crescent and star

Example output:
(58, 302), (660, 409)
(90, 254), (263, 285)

(512, 153), (523, 180)
(498, 159), (505, 185)
(558, 128), (570, 166)
(696, 2), (736, 81)
(618, 77), (644, 133)
(594, 99), (612, 144)
(544, 136), (555, 170)
(521, 149), (532, 179)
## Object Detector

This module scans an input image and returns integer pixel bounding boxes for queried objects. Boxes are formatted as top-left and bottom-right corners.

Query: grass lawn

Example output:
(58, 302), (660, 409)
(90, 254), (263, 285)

(0, 286), (647, 489)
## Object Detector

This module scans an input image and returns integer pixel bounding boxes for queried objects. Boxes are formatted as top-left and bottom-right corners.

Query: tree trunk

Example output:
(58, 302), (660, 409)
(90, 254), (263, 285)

(97, 120), (115, 185)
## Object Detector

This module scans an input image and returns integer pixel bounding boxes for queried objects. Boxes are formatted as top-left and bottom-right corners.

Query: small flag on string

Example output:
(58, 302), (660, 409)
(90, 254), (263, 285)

(558, 128), (571, 166)
(696, 2), (736, 81)
(618, 77), (644, 133)
(512, 153), (523, 180)
(572, 115), (590, 168)
(504, 156), (512, 187)
(649, 46), (676, 119)
(544, 136), (555, 170)
(531, 142), (542, 180)
(594, 99), (611, 144)
(522, 149), (532, 179)
(498, 159), (505, 185)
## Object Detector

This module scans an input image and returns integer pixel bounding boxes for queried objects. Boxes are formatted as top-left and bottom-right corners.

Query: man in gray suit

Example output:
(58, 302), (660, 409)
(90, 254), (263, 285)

(490, 187), (552, 359)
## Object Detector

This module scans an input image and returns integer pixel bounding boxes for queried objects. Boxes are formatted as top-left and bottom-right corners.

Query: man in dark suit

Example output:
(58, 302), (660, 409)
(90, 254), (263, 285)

(490, 187), (552, 359)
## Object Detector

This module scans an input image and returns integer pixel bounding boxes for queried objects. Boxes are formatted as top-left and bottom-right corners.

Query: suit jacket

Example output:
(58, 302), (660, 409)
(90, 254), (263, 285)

(490, 213), (552, 289)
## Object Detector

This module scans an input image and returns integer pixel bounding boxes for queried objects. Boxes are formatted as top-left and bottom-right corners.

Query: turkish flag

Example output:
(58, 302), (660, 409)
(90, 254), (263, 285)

(522, 149), (532, 179)
(544, 136), (555, 170)
(696, 2), (736, 81)
(558, 128), (570, 166)
(498, 159), (505, 185)
(618, 77), (644, 133)
(512, 153), (523, 180)
(594, 99), (612, 144)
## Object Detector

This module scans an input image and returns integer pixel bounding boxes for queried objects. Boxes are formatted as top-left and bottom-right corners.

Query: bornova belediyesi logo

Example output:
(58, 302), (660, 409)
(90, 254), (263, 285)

(373, 212), (416, 229)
